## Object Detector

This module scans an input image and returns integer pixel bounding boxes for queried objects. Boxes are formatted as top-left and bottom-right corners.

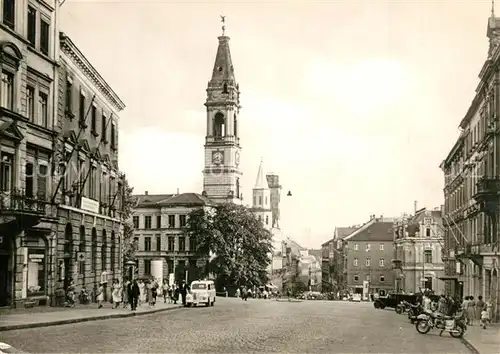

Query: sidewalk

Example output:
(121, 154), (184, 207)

(0, 301), (183, 332)
(463, 323), (500, 354)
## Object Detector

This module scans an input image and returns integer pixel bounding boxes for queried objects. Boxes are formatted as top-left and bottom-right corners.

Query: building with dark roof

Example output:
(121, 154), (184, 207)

(342, 216), (396, 294)
(132, 191), (214, 283)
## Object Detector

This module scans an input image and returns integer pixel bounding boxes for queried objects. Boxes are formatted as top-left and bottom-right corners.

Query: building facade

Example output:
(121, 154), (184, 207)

(49, 33), (126, 304)
(0, 0), (61, 308)
(202, 33), (242, 204)
(392, 208), (445, 294)
(343, 216), (395, 294)
(321, 226), (357, 293)
(132, 192), (213, 283)
(440, 10), (500, 322)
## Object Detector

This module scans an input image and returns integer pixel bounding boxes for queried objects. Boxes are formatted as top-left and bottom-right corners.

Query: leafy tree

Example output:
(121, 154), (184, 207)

(120, 177), (138, 263)
(186, 203), (273, 289)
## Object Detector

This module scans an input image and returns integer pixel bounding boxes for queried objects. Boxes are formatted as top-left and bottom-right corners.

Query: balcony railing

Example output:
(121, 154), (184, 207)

(0, 189), (48, 215)
(473, 177), (500, 201)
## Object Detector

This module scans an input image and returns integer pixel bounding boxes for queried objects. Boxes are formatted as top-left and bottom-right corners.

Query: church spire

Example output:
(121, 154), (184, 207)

(210, 16), (235, 83)
(254, 159), (268, 189)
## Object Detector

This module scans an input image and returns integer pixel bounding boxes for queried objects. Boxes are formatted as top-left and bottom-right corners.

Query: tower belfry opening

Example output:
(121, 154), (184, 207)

(214, 112), (225, 137)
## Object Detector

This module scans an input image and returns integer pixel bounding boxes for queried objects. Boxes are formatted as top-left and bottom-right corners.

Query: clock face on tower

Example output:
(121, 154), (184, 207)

(212, 151), (224, 165)
(235, 151), (240, 166)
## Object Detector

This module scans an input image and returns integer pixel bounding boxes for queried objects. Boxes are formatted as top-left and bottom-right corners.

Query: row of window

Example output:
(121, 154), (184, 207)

(253, 195), (268, 206)
(63, 225), (119, 275)
(66, 81), (117, 149)
(142, 258), (198, 276)
(352, 258), (386, 267)
(257, 214), (269, 225)
(133, 215), (187, 229)
(352, 243), (385, 251)
(139, 235), (196, 252)
(353, 275), (385, 282)
(3, 0), (51, 56)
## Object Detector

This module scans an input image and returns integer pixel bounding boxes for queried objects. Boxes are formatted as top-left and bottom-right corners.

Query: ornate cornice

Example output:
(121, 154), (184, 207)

(59, 32), (126, 112)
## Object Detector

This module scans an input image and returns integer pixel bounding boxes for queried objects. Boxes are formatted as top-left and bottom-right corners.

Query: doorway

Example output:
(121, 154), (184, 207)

(0, 254), (11, 306)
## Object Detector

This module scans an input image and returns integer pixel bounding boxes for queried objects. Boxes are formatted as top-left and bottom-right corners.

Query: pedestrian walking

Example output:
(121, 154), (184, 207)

(181, 282), (187, 306)
(481, 307), (490, 329)
(128, 279), (140, 311)
(96, 283), (104, 309)
(173, 284), (180, 304)
(476, 295), (485, 320)
(138, 280), (146, 306)
(122, 278), (130, 308)
(162, 280), (169, 304)
(486, 298), (493, 323)
(112, 279), (122, 308)
(467, 296), (476, 326)
(151, 280), (158, 306)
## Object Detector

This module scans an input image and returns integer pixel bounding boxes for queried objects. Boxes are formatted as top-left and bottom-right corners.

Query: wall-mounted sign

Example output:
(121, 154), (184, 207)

(28, 253), (44, 263)
(80, 197), (99, 214)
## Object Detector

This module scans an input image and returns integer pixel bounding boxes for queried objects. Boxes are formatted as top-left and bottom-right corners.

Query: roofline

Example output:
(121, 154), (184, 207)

(59, 32), (126, 111)
(343, 219), (376, 241)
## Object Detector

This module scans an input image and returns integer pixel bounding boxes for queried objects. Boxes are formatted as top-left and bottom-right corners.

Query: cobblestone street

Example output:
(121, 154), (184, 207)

(0, 298), (474, 353)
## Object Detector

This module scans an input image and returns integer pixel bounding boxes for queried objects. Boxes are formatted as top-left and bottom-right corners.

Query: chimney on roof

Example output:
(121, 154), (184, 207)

(414, 200), (417, 214)
(145, 191), (148, 196)
(177, 188), (179, 195)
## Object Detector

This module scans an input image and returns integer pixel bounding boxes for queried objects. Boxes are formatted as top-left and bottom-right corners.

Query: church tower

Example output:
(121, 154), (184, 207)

(203, 21), (242, 204)
(251, 160), (272, 230)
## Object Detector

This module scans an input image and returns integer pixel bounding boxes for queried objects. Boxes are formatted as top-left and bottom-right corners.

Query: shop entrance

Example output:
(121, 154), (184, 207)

(0, 234), (12, 307)
(0, 253), (10, 306)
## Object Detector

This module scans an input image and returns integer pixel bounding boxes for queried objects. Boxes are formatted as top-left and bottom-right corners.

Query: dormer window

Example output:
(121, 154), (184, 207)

(218, 66), (223, 72)
(223, 83), (228, 94)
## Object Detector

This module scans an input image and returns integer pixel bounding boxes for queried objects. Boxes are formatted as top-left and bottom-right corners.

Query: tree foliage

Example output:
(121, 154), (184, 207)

(120, 177), (137, 262)
(186, 203), (273, 288)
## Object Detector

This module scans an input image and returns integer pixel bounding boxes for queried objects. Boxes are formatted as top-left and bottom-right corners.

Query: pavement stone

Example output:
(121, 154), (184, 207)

(0, 297), (474, 353)
(0, 301), (183, 332)
(462, 323), (500, 354)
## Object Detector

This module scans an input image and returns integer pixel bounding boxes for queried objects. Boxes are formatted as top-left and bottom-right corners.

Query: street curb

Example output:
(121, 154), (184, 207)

(460, 337), (481, 354)
(0, 305), (183, 332)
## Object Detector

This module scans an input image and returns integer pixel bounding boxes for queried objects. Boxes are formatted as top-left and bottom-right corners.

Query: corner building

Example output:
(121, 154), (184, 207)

(51, 33), (126, 304)
(0, 0), (60, 308)
(392, 208), (445, 294)
(440, 10), (500, 322)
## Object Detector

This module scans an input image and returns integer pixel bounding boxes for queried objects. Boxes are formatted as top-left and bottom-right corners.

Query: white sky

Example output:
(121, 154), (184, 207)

(61, 0), (491, 248)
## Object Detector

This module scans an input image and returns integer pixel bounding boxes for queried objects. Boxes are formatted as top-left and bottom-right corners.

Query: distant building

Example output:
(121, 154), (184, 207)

(321, 227), (358, 293)
(250, 160), (272, 230)
(392, 207), (445, 294)
(132, 192), (213, 283)
(266, 174), (281, 228)
(343, 216), (396, 294)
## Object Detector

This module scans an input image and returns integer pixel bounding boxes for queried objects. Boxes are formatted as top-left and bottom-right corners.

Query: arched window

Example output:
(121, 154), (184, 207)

(234, 115), (237, 137)
(236, 178), (240, 199)
(79, 225), (85, 275)
(91, 228), (97, 273)
(213, 112), (225, 137)
(102, 229), (107, 271)
(265, 215), (269, 225)
(110, 231), (116, 272)
(222, 83), (228, 94)
(63, 223), (73, 288)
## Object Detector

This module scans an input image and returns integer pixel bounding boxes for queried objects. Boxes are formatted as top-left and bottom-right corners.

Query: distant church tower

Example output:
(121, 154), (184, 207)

(203, 20), (242, 204)
(251, 160), (272, 230)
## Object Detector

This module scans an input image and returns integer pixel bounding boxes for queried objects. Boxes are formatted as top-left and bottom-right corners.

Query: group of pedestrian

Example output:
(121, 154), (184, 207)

(462, 295), (492, 328)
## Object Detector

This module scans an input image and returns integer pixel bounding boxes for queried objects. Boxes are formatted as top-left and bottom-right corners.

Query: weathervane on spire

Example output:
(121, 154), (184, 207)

(220, 15), (226, 36)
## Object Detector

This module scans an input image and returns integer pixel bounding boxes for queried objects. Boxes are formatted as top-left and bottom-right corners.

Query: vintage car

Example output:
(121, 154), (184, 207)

(374, 293), (439, 310)
(185, 280), (216, 307)
(374, 293), (419, 309)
